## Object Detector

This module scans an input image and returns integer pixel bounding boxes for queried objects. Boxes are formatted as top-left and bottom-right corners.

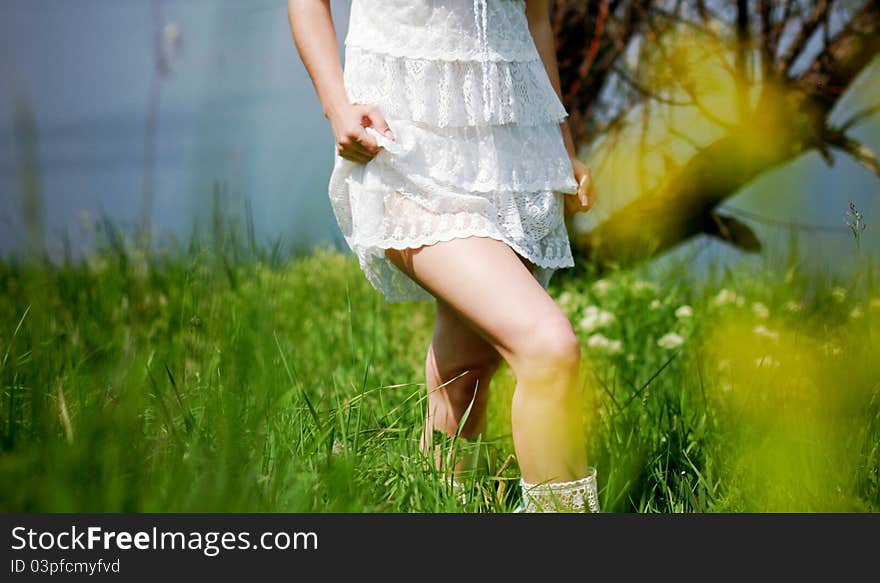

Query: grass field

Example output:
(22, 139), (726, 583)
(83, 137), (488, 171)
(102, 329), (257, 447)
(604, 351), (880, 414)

(1, 224), (877, 513)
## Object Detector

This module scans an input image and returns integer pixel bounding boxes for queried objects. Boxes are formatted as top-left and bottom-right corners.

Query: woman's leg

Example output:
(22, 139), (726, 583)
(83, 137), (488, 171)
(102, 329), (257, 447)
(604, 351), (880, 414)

(424, 298), (502, 440)
(419, 299), (503, 474)
(385, 237), (588, 483)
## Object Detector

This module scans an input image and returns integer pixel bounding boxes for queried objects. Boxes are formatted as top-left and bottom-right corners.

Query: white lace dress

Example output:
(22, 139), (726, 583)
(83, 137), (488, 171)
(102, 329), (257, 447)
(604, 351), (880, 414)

(327, 0), (578, 303)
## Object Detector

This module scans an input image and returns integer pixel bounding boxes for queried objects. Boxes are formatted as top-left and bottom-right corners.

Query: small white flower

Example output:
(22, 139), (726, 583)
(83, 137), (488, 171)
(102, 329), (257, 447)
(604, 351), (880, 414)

(712, 288), (738, 306)
(831, 287), (847, 302)
(558, 291), (574, 307)
(657, 332), (685, 350)
(592, 279), (614, 296)
(752, 324), (780, 342)
(587, 333), (623, 354)
(650, 299), (662, 310)
(675, 305), (693, 319)
(850, 306), (864, 320)
(332, 440), (345, 455)
(633, 280), (657, 293)
(751, 302), (770, 320)
(578, 305), (616, 333)
(784, 300), (804, 313)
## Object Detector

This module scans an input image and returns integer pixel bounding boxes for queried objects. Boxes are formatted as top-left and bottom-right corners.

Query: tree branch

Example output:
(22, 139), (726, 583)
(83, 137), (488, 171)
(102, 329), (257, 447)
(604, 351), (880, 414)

(570, 0), (880, 276)
(825, 130), (880, 175)
(778, 0), (832, 74)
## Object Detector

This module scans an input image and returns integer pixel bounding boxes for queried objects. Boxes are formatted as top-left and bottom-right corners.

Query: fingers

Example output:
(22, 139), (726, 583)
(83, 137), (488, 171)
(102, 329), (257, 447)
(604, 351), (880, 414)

(365, 105), (394, 140)
(337, 126), (380, 163)
(578, 174), (591, 207)
(336, 103), (395, 164)
(577, 165), (598, 211)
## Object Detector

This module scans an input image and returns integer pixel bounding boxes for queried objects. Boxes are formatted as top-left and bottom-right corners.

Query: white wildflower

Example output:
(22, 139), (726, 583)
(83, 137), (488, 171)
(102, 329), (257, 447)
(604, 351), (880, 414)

(712, 288), (738, 306)
(751, 302), (770, 320)
(578, 305), (616, 333)
(850, 306), (864, 320)
(558, 291), (574, 308)
(831, 287), (847, 302)
(657, 332), (685, 350)
(753, 324), (780, 343)
(650, 299), (662, 310)
(592, 279), (614, 296)
(587, 333), (623, 354)
(784, 300), (804, 313)
(675, 305), (693, 319)
(633, 280), (657, 293)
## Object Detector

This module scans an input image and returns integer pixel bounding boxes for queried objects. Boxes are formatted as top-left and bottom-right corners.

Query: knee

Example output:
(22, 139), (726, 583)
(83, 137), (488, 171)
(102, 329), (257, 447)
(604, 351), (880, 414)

(509, 315), (581, 384)
(429, 348), (500, 403)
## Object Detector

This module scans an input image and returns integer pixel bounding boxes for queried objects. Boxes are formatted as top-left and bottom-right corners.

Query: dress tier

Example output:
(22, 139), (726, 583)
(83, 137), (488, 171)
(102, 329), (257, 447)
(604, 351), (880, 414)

(327, 0), (578, 303)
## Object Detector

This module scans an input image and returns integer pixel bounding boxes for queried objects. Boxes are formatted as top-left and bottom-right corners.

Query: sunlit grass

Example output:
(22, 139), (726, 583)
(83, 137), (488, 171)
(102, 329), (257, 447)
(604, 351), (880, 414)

(0, 226), (877, 512)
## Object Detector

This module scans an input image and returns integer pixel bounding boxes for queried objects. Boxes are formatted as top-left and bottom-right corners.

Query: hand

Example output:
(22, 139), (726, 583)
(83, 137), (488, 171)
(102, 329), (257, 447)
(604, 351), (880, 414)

(328, 103), (395, 164)
(563, 156), (597, 219)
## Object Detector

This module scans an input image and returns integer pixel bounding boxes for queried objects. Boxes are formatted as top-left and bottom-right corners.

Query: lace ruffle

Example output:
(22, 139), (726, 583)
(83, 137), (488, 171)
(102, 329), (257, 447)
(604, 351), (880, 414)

(341, 179), (573, 263)
(328, 157), (575, 304)
(350, 119), (578, 195)
(518, 467), (601, 513)
(345, 0), (535, 63)
(344, 46), (569, 128)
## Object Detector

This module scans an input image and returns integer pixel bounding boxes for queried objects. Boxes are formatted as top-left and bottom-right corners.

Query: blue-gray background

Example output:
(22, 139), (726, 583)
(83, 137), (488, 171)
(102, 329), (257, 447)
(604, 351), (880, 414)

(0, 0), (877, 276)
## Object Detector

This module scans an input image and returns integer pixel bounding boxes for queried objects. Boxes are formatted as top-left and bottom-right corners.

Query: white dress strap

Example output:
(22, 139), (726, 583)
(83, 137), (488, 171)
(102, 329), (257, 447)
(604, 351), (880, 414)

(473, 0), (493, 121)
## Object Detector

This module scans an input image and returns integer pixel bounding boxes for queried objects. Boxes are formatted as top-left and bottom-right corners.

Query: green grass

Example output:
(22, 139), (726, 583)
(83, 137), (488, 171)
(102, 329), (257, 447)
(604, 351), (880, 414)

(0, 227), (877, 512)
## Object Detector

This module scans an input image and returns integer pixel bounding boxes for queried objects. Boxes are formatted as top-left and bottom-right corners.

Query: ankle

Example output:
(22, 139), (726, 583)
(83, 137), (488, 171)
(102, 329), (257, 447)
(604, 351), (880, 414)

(518, 467), (601, 513)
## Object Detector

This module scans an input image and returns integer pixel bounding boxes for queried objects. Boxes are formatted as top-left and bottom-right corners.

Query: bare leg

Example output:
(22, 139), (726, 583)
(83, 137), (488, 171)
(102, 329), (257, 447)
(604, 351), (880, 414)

(385, 236), (588, 483)
(420, 298), (503, 474)
(424, 298), (502, 439)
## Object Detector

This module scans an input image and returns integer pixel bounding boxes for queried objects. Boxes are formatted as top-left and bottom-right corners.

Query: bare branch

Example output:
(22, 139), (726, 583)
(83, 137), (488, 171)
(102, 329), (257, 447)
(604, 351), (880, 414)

(778, 0), (832, 74)
(735, 0), (752, 121)
(758, 0), (777, 81)
(825, 131), (880, 176)
(610, 65), (692, 106)
(839, 101), (880, 131)
(702, 212), (762, 252)
(565, 0), (610, 103)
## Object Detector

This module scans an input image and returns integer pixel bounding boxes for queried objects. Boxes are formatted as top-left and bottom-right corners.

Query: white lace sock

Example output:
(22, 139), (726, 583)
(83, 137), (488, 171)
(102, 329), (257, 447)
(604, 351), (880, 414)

(516, 467), (601, 513)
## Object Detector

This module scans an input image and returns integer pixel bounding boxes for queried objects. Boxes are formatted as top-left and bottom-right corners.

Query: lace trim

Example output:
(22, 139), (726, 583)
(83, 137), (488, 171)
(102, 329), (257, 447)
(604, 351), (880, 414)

(519, 467), (601, 513)
(326, 130), (576, 304)
(327, 178), (574, 303)
(350, 119), (578, 195)
(345, 0), (536, 63)
(341, 178), (574, 257)
(344, 46), (569, 128)
(351, 230), (570, 304)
